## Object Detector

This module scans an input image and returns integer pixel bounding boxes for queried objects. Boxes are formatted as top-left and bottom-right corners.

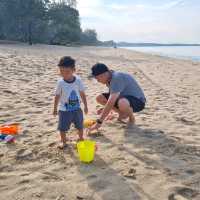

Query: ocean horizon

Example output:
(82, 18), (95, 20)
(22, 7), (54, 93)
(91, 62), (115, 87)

(121, 46), (200, 61)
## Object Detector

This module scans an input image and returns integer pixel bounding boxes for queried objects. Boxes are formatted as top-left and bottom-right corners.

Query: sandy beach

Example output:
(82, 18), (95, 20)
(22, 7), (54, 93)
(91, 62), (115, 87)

(0, 44), (200, 200)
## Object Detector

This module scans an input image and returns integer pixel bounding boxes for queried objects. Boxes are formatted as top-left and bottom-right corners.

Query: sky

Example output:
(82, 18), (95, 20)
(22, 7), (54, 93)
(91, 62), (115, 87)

(77, 0), (200, 43)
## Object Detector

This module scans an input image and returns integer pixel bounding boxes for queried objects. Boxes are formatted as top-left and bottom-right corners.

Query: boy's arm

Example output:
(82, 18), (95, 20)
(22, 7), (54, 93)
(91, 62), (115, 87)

(80, 91), (88, 114)
(53, 95), (60, 115)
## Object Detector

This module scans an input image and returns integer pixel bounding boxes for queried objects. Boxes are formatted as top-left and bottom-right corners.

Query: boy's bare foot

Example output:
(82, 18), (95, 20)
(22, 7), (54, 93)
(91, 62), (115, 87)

(57, 143), (68, 150)
(77, 137), (84, 142)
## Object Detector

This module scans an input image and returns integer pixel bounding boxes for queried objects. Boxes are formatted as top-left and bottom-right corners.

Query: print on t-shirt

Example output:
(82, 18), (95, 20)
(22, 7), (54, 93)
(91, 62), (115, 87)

(65, 90), (80, 111)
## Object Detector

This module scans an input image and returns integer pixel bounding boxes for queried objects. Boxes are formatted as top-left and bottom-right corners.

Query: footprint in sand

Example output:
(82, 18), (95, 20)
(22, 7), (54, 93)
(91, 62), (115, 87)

(18, 179), (30, 184)
(122, 168), (137, 180)
(16, 149), (33, 161)
(46, 121), (55, 126)
(185, 169), (196, 175)
(91, 179), (110, 191)
(168, 187), (199, 200)
(32, 140), (42, 145)
(20, 173), (30, 177)
(41, 171), (62, 182)
(48, 142), (57, 147)
(3, 89), (17, 95)
(31, 110), (43, 114)
(176, 117), (196, 126)
(87, 174), (98, 180)
(0, 175), (8, 180)
(44, 119), (50, 123)
(55, 194), (66, 200)
(27, 124), (35, 128)
(22, 129), (29, 134)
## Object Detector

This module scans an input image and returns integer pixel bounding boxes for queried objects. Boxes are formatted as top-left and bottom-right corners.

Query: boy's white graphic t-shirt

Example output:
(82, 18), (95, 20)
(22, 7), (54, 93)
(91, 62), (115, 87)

(55, 75), (85, 111)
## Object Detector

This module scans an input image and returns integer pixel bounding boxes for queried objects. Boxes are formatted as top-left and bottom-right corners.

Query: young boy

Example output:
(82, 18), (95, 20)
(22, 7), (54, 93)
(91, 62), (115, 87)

(53, 56), (88, 149)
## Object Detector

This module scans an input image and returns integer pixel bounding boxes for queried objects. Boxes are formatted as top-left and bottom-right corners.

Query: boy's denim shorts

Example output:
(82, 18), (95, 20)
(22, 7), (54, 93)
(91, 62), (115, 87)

(58, 109), (83, 132)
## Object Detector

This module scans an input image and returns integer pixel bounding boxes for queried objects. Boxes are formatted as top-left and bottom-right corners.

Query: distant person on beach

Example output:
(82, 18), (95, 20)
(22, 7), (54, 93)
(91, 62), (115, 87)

(53, 56), (88, 149)
(90, 63), (146, 131)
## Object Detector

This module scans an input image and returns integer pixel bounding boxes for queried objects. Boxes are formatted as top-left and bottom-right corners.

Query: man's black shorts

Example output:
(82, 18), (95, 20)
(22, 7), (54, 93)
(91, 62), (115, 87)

(102, 93), (145, 113)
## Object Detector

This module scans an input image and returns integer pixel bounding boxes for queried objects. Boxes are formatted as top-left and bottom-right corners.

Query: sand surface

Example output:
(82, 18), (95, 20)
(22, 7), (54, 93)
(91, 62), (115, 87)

(0, 44), (200, 200)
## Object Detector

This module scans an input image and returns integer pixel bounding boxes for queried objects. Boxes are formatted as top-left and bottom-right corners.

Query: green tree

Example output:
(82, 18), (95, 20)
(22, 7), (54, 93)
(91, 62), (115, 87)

(48, 2), (81, 45)
(0, 0), (48, 44)
(81, 29), (98, 45)
(18, 0), (48, 44)
(0, 0), (98, 46)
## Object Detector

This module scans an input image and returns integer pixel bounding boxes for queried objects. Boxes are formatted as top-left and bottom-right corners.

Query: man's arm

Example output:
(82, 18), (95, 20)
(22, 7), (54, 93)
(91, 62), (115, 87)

(89, 92), (120, 131)
(99, 92), (120, 122)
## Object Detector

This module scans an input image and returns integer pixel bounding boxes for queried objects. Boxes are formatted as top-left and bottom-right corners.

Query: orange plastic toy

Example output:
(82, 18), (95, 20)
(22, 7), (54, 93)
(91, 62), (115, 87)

(0, 124), (19, 135)
(84, 119), (96, 128)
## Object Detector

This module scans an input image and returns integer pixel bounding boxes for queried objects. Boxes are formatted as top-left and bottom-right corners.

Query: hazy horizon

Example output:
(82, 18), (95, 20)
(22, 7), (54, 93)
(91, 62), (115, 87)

(77, 0), (200, 44)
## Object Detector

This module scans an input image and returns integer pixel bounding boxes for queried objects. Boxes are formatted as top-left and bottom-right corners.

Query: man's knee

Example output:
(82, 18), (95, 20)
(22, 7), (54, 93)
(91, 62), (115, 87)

(118, 98), (130, 112)
(96, 94), (107, 104)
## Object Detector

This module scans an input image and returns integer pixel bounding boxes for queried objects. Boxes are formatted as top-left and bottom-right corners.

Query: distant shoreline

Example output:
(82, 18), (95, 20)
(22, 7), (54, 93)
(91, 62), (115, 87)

(1, 39), (200, 48)
(116, 44), (200, 47)
(120, 46), (200, 62)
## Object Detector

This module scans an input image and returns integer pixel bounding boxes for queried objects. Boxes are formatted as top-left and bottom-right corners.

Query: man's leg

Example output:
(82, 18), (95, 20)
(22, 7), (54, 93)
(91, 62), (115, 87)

(96, 94), (119, 116)
(117, 98), (135, 124)
(96, 94), (129, 121)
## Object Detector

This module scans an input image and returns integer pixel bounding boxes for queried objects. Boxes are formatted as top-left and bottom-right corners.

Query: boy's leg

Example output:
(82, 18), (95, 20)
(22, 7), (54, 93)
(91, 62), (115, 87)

(73, 109), (84, 140)
(77, 129), (84, 141)
(59, 131), (67, 148)
(58, 111), (72, 148)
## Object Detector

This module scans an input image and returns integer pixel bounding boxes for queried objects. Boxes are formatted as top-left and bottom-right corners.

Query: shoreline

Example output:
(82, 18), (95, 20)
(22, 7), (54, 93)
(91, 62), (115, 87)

(1, 42), (200, 63)
(119, 46), (200, 62)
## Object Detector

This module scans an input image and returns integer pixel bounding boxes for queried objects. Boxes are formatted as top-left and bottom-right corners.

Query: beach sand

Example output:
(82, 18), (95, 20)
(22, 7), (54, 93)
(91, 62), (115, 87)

(0, 44), (200, 200)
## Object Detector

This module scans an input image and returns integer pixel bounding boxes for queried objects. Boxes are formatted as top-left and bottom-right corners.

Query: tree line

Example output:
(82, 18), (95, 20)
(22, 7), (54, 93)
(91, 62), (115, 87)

(0, 0), (98, 45)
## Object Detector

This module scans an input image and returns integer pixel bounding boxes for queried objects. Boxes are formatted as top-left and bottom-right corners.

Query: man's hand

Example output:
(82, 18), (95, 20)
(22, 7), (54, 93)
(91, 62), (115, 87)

(84, 106), (88, 114)
(89, 122), (101, 132)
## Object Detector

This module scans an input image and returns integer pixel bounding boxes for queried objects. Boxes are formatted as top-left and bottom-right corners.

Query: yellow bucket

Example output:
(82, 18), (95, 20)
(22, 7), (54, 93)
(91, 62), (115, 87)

(77, 140), (96, 163)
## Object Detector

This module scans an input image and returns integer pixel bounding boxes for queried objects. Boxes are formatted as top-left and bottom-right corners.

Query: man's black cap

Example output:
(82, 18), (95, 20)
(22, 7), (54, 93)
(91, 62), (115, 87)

(91, 63), (109, 76)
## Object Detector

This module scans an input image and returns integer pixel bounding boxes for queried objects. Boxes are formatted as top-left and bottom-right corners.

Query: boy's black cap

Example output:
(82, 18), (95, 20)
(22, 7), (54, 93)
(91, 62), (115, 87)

(91, 63), (109, 76)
